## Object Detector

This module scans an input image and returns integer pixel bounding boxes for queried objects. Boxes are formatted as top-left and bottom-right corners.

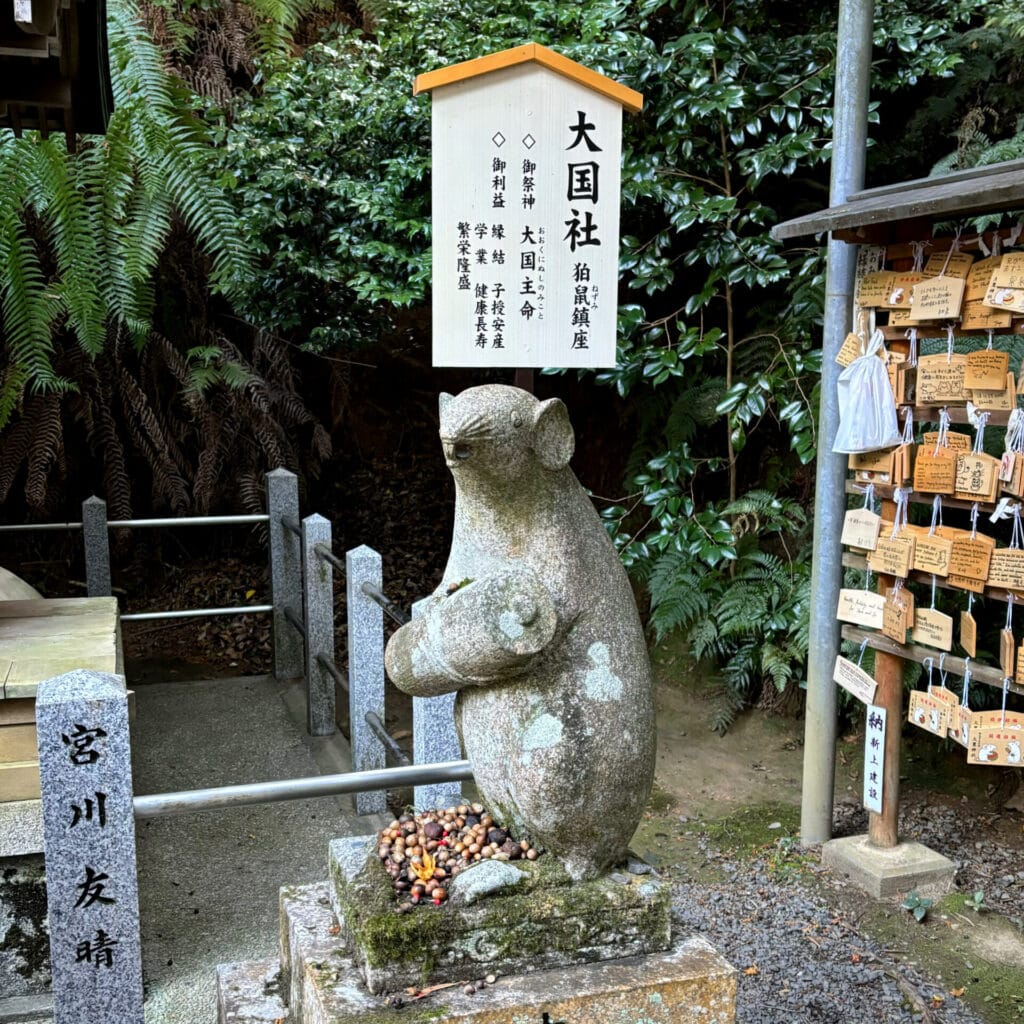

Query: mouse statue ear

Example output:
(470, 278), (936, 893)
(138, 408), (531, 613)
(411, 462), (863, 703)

(532, 398), (575, 471)
(439, 392), (455, 418)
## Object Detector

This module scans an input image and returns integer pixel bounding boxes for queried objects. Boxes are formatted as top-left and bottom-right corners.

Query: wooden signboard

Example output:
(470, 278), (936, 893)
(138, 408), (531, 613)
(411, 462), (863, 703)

(418, 44), (642, 368)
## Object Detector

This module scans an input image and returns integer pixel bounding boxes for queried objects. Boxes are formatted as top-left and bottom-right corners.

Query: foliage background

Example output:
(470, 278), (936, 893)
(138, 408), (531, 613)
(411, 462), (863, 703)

(2, 0), (1024, 721)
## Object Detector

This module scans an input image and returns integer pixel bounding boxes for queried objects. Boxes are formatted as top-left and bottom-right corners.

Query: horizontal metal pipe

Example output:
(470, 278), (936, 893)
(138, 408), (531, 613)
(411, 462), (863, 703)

(365, 710), (411, 766)
(284, 605), (306, 638)
(132, 759), (474, 819)
(317, 653), (348, 694)
(281, 515), (301, 537)
(0, 521), (83, 532)
(107, 514), (269, 528)
(360, 581), (411, 626)
(314, 542), (345, 574)
(120, 604), (273, 622)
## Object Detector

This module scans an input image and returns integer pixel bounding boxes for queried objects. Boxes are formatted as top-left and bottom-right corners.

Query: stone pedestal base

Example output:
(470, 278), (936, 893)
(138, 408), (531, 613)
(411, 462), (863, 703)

(218, 881), (737, 1024)
(329, 835), (673, 995)
(822, 834), (956, 899)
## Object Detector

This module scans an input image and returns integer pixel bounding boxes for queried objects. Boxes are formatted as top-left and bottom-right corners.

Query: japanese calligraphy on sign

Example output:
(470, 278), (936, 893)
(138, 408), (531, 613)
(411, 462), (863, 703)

(417, 44), (642, 368)
(36, 670), (144, 1024)
(863, 705), (887, 815)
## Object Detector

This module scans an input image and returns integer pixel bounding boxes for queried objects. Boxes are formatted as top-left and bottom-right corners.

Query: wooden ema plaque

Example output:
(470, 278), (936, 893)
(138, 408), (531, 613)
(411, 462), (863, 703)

(969, 373), (1016, 412)
(987, 548), (1024, 592)
(922, 251), (975, 279)
(836, 589), (886, 629)
(960, 609), (977, 657)
(964, 349), (1009, 390)
(911, 531), (952, 576)
(856, 271), (895, 308)
(951, 704), (973, 748)
(867, 533), (915, 579)
(882, 272), (923, 310)
(882, 587), (914, 644)
(1002, 628), (1016, 676)
(947, 533), (994, 584)
(832, 655), (877, 706)
(912, 446), (956, 494)
(908, 689), (950, 737)
(841, 508), (881, 551)
(961, 301), (1013, 331)
(921, 430), (971, 453)
(907, 276), (966, 322)
(967, 710), (1024, 766)
(910, 607), (953, 651)
(954, 452), (1000, 503)
(916, 354), (967, 405)
(965, 255), (1003, 302)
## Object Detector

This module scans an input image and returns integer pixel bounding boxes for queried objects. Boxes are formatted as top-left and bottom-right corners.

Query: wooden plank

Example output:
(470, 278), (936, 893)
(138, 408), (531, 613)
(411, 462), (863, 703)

(841, 624), (1019, 695)
(849, 159), (1024, 203)
(0, 723), (38, 763)
(0, 596), (117, 619)
(5, 651), (121, 699)
(772, 161), (1024, 240)
(0, 698), (35, 726)
(844, 478), (1007, 515)
(0, 761), (40, 802)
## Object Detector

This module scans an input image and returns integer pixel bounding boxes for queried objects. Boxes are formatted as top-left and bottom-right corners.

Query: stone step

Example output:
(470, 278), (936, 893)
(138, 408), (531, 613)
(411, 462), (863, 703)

(297, 932), (737, 1024)
(215, 958), (288, 1024)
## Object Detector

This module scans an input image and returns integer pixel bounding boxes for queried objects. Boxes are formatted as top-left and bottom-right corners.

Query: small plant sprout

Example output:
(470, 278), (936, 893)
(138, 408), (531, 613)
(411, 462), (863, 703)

(901, 889), (934, 923)
(964, 890), (987, 913)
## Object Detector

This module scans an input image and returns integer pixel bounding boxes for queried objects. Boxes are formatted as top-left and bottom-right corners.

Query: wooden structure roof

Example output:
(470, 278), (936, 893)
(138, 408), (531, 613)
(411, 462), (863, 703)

(772, 158), (1024, 242)
(0, 0), (113, 145)
(414, 42), (644, 114)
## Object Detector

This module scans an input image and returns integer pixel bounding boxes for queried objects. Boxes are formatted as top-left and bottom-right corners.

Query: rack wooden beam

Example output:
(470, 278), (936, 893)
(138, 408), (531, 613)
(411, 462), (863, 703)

(841, 624), (1024, 697)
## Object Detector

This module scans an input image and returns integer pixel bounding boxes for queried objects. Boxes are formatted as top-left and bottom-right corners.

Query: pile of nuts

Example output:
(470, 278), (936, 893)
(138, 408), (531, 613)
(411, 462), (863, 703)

(377, 803), (540, 907)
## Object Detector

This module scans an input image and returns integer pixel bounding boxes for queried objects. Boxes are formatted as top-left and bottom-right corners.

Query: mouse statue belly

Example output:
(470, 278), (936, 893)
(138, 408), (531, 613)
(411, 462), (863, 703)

(384, 385), (655, 881)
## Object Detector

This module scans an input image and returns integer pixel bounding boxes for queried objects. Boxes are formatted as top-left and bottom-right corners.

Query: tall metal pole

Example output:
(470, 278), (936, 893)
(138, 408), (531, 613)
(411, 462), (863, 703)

(800, 0), (874, 845)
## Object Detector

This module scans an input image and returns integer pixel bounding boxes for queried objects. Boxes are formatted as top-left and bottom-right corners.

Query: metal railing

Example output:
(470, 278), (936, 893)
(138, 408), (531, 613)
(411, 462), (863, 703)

(3, 467), (465, 815)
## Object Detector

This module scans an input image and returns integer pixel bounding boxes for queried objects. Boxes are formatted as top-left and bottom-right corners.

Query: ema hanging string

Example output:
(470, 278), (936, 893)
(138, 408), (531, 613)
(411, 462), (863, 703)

(933, 407), (951, 456)
(904, 328), (918, 368)
(890, 487), (910, 539)
(929, 494), (943, 536)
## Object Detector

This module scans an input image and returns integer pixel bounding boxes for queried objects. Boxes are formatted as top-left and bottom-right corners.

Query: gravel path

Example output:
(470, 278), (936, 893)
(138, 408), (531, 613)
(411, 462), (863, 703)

(674, 834), (984, 1024)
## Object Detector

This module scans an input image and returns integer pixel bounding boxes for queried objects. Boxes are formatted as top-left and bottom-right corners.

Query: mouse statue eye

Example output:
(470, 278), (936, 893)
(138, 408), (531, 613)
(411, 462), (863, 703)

(454, 444), (472, 461)
(510, 410), (523, 429)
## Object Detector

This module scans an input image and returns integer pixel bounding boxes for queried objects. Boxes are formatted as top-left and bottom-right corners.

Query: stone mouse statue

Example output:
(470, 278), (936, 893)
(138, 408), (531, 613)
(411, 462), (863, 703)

(384, 385), (655, 880)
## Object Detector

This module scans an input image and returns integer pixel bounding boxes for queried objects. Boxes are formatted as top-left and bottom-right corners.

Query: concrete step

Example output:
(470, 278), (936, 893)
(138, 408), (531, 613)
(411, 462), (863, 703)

(215, 958), (288, 1024)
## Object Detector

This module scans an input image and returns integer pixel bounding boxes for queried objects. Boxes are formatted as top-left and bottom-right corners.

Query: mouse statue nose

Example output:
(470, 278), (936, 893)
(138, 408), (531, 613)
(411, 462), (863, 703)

(442, 441), (457, 466)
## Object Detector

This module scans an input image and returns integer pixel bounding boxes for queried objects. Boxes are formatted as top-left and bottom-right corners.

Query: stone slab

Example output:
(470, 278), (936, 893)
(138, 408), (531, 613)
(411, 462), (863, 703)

(280, 882), (337, 1023)
(822, 834), (956, 899)
(0, 800), (43, 856)
(0, 855), (49, 997)
(329, 835), (671, 995)
(303, 934), (734, 1024)
(215, 958), (288, 1024)
(0, 993), (53, 1023)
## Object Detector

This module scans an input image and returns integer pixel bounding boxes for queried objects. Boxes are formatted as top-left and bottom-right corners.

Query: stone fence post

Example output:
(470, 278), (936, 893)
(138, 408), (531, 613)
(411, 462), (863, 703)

(266, 469), (303, 681)
(36, 670), (143, 1024)
(81, 497), (111, 598)
(301, 514), (336, 737)
(411, 597), (463, 812)
(346, 546), (386, 815)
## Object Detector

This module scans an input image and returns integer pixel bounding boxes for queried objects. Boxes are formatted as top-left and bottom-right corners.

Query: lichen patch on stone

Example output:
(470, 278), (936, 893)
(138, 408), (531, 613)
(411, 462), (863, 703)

(584, 641), (624, 701)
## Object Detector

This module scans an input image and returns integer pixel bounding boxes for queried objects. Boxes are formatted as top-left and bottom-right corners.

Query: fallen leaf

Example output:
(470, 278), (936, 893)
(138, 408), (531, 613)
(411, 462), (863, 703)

(245, 589), (256, 599)
(744, 966), (760, 976)
(950, 988), (965, 997)
(850, 953), (862, 964)
(931, 995), (945, 1005)
(328, 925), (340, 936)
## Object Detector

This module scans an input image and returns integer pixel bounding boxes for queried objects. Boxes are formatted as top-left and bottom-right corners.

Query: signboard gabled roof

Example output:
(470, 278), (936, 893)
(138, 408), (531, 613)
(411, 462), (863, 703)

(413, 42), (644, 114)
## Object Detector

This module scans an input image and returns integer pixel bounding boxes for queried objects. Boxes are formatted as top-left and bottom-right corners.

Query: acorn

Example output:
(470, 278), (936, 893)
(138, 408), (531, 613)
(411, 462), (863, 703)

(463, 985), (475, 996)
(526, 849), (538, 861)
(471, 803), (484, 815)
(487, 828), (507, 846)
(465, 815), (480, 828)
(433, 887), (447, 904)
(423, 821), (444, 841)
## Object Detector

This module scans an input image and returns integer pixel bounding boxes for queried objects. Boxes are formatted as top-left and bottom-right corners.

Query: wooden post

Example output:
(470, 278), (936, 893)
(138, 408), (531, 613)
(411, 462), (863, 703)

(869, 495), (902, 848)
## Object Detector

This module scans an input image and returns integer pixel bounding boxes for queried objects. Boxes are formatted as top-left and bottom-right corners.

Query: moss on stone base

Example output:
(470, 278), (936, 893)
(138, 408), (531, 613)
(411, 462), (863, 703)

(330, 839), (671, 987)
